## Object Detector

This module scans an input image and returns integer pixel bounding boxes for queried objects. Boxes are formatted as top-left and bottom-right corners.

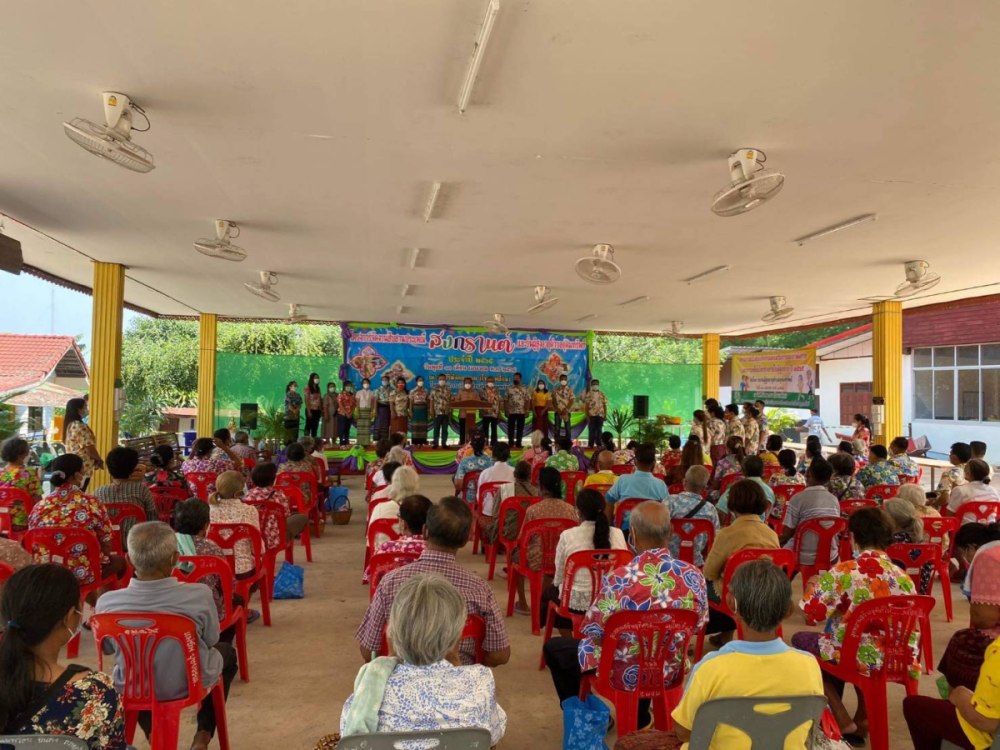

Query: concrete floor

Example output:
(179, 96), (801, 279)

(73, 473), (960, 749)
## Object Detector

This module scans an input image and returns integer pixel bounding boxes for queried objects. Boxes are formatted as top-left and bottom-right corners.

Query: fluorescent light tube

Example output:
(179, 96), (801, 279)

(795, 214), (878, 246)
(400, 284), (410, 297)
(409, 247), (421, 270)
(684, 265), (731, 285)
(576, 313), (598, 322)
(618, 296), (649, 308)
(423, 182), (442, 222)
(457, 0), (501, 113)
(396, 305), (406, 314)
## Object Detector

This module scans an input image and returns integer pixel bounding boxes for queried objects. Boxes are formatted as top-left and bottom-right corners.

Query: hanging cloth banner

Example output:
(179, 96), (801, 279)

(342, 323), (591, 394)
(731, 347), (817, 409)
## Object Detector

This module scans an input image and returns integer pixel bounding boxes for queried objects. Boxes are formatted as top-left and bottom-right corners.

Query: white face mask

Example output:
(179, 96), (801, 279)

(67, 608), (84, 639)
(487, 382), (494, 388)
(464, 383), (472, 390)
(328, 387), (336, 393)
(438, 380), (446, 386)
(382, 380), (389, 386)
(416, 380), (424, 387)
(591, 385), (599, 391)
(362, 383), (370, 390)
(560, 380), (567, 386)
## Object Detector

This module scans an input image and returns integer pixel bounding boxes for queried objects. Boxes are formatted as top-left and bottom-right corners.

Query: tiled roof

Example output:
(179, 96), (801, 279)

(0, 334), (89, 395)
(808, 324), (872, 349)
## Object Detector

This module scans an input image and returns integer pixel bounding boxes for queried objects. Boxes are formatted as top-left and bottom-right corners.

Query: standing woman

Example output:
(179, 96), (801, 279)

(691, 410), (712, 447)
(742, 403), (761, 455)
(374, 375), (393, 442)
(532, 379), (552, 439)
(63, 397), (102, 491)
(0, 437), (42, 532)
(836, 413), (872, 453)
(389, 377), (411, 438)
(352, 378), (373, 447)
(409, 375), (430, 446)
(321, 381), (339, 444)
(283, 381), (303, 445)
(304, 373), (322, 438)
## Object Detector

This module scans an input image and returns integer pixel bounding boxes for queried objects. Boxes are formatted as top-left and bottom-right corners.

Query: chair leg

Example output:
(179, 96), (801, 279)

(471, 517), (481, 555)
(922, 618), (934, 675)
(506, 566), (518, 618)
(66, 629), (81, 659)
(612, 693), (640, 739)
(285, 542), (294, 566)
(529, 572), (543, 635)
(486, 543), (498, 580)
(259, 574), (272, 627)
(694, 624), (706, 662)
(212, 682), (231, 750)
(300, 524), (313, 563)
(862, 683), (890, 750)
(938, 563), (954, 622)
(149, 705), (182, 750)
(539, 603), (556, 671)
(124, 709), (139, 744)
(653, 692), (673, 731)
(236, 615), (249, 682)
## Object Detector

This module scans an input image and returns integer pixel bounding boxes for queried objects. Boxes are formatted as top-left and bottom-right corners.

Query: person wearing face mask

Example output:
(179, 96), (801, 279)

(338, 380), (359, 446)
(409, 375), (430, 446)
(0, 564), (125, 746)
(552, 375), (576, 440)
(583, 379), (608, 448)
(62, 397), (103, 490)
(283, 381), (303, 444)
(532, 380), (552, 438)
(389, 377), (411, 438)
(503, 372), (531, 448)
(374, 375), (394, 442)
(430, 376), (454, 449)
(304, 373), (323, 438)
(480, 377), (503, 447)
(322, 382), (339, 444)
(456, 377), (479, 445)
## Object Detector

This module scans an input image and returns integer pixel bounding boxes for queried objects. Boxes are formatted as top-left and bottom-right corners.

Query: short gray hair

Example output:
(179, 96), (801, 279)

(234, 431), (250, 444)
(387, 447), (408, 466)
(729, 559), (791, 632)
(299, 436), (315, 453)
(387, 573), (465, 665)
(629, 501), (672, 546)
(684, 465), (710, 492)
(388, 465), (420, 502)
(127, 522), (177, 576)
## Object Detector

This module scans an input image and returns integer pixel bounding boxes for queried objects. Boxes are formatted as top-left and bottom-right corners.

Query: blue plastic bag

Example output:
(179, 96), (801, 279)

(562, 694), (610, 750)
(272, 561), (305, 600)
(326, 486), (350, 512)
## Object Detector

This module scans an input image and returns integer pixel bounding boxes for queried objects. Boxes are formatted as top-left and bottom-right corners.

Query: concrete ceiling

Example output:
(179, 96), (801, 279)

(3, 1), (1000, 334)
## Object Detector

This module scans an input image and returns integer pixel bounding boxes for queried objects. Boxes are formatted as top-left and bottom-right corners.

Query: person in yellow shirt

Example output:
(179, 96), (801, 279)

(531, 380), (552, 438)
(584, 450), (618, 491)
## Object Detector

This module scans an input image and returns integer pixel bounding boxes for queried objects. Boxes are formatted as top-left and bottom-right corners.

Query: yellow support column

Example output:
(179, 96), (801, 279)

(701, 333), (721, 403)
(89, 262), (125, 490)
(197, 314), (218, 436)
(872, 300), (903, 446)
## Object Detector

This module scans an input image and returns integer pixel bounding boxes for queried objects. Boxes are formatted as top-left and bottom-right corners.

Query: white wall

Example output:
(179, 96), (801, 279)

(815, 356), (873, 436)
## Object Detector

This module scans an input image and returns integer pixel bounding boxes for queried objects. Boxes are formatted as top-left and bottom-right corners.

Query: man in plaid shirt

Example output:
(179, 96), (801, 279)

(357, 496), (511, 667)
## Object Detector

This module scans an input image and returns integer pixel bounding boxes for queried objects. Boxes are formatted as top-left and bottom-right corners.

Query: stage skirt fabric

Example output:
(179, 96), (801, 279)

(532, 406), (550, 438)
(411, 403), (428, 441)
(390, 416), (408, 436)
(375, 404), (391, 440)
(356, 406), (373, 446)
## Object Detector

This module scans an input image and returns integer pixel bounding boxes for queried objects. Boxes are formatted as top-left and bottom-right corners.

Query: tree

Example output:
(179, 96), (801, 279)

(594, 335), (701, 364)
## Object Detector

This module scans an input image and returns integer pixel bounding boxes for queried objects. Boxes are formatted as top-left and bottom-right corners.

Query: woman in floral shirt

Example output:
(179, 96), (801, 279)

(454, 433), (494, 504)
(0, 564), (126, 748)
(835, 413), (872, 453)
(207, 471), (261, 579)
(363, 494), (430, 584)
(180, 438), (239, 497)
(708, 436), (746, 500)
(63, 397), (103, 489)
(142, 444), (191, 496)
(0, 436), (42, 530)
(827, 453), (866, 502)
(389, 377), (411, 437)
(768, 449), (806, 489)
(792, 507), (918, 740)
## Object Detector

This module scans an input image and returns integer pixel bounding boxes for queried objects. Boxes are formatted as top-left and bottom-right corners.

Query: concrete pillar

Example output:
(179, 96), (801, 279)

(701, 333), (721, 403)
(872, 301), (903, 446)
(89, 262), (125, 489)
(197, 314), (218, 436)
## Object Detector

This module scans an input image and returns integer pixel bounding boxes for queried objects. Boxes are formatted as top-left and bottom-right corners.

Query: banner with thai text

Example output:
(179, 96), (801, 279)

(342, 324), (591, 393)
(731, 348), (817, 409)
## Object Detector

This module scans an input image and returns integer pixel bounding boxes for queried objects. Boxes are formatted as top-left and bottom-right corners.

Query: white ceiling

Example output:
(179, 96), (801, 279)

(3, 0), (1000, 334)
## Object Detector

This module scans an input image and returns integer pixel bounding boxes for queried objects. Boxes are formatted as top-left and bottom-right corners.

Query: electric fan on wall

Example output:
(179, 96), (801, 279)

(194, 221), (247, 262)
(575, 244), (622, 285)
(711, 149), (784, 217)
(484, 313), (509, 334)
(760, 296), (795, 323)
(893, 261), (941, 297)
(245, 271), (280, 302)
(63, 92), (155, 173)
(526, 286), (559, 314)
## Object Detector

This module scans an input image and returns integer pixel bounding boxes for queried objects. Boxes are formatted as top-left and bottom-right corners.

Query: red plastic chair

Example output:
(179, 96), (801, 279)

(772, 484), (805, 506)
(611, 464), (635, 476)
(793, 516), (847, 584)
(560, 471), (587, 506)
(531, 461), (544, 485)
(149, 486), (188, 523)
(587, 482), (615, 498)
(278, 484), (313, 563)
(767, 501), (788, 536)
(184, 472), (217, 501)
(719, 473), (744, 496)
(667, 483), (684, 495)
(471, 480), (511, 554)
(840, 498), (879, 518)
(367, 495), (391, 523)
(104, 502), (150, 557)
(276, 471), (323, 538)
(91, 611), (230, 750)
(208, 522), (272, 627)
(506, 516), (579, 634)
(865, 484), (901, 502)
(369, 550), (422, 599)
(483, 496), (542, 580)
(886, 543), (946, 664)
(364, 518), (401, 582)
(0, 560), (14, 583)
(369, 484), (388, 503)
(670, 518), (716, 566)
(380, 614), (487, 664)
(763, 464), (783, 480)
(922, 515), (959, 563)
(244, 499), (294, 580)
(579, 608), (701, 737)
(953, 500), (1000, 525)
(769, 486), (805, 534)
(0, 486), (33, 541)
(816, 595), (935, 750)
(24, 527), (119, 658)
(538, 548), (633, 669)
(694, 548), (794, 660)
(172, 554), (249, 682)
(613, 498), (644, 529)
(458, 470), (482, 505)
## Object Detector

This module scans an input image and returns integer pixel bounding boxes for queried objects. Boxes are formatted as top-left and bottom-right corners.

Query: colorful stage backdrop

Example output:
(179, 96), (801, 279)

(731, 347), (817, 409)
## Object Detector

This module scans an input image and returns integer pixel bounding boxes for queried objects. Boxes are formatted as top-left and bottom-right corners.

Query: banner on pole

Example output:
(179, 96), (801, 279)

(731, 347), (817, 409)
(343, 324), (591, 393)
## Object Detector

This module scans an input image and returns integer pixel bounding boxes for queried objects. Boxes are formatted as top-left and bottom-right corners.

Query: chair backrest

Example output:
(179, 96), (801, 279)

(840, 498), (878, 517)
(688, 695), (827, 750)
(207, 522), (265, 574)
(518, 517), (579, 575)
(0, 561), (15, 584)
(149, 486), (188, 523)
(368, 517), (401, 549)
(772, 484), (806, 504)
(668, 483), (684, 495)
(334, 728), (492, 750)
(103, 502), (149, 556)
(368, 496), (392, 523)
(172, 554), (238, 620)
(90, 612), (207, 708)
(369, 550), (422, 598)
(836, 595), (936, 681)
(762, 464), (783, 479)
(922, 515), (959, 558)
(23, 528), (102, 580)
(476, 481), (510, 514)
(184, 472), (217, 501)
(370, 484), (388, 499)
(955, 501), (1000, 525)
(721, 548), (795, 596)
(720, 473), (744, 495)
(611, 464), (635, 476)
(559, 549), (634, 610)
(0, 486), (33, 534)
(866, 483), (901, 502)
(588, 482), (614, 498)
(887, 543), (942, 576)
(459, 471), (482, 501)
(670, 518), (716, 566)
(594, 608), (701, 697)
(243, 499), (288, 552)
(530, 461), (544, 485)
(792, 517), (847, 572)
(276, 470), (318, 501)
(613, 498), (644, 529)
(0, 735), (90, 749)
(560, 471), (587, 504)
(379, 614), (488, 664)
(277, 483), (309, 515)
(490, 496), (541, 544)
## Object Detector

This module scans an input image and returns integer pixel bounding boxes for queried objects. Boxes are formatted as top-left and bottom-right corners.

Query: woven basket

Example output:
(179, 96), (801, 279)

(329, 499), (352, 525)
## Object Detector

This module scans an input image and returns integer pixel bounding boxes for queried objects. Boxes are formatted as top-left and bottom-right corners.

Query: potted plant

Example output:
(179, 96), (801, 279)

(253, 400), (286, 459)
(606, 407), (636, 449)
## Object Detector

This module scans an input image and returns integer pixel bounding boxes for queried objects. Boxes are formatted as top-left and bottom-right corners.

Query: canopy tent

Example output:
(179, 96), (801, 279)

(4, 381), (84, 408)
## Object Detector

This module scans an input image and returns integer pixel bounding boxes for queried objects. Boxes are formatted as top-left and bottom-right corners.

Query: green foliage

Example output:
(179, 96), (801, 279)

(766, 408), (800, 434)
(217, 322), (341, 357)
(630, 418), (670, 450)
(594, 335), (701, 365)
(0, 404), (21, 441)
(606, 407), (635, 449)
(252, 400), (286, 450)
(119, 397), (165, 439)
(721, 323), (857, 352)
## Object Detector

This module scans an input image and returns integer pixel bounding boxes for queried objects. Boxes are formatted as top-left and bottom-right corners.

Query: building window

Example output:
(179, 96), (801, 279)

(913, 343), (1000, 423)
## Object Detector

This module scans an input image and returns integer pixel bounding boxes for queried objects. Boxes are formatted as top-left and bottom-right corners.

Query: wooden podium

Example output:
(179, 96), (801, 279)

(452, 398), (492, 438)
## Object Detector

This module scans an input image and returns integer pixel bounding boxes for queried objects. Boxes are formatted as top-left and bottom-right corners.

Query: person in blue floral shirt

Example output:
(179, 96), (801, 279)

(855, 444), (901, 490)
(827, 453), (866, 502)
(454, 432), (494, 504)
(542, 501), (708, 729)
(666, 465), (718, 567)
(888, 436), (920, 480)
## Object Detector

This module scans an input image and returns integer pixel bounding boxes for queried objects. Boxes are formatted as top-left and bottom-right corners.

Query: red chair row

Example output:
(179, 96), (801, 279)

(506, 517), (579, 634)
(483, 496), (542, 580)
(471, 480), (512, 554)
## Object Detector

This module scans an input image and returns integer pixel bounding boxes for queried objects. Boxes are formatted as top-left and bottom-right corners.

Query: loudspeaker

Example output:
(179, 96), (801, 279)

(239, 403), (259, 431)
(0, 233), (23, 276)
(633, 395), (649, 419)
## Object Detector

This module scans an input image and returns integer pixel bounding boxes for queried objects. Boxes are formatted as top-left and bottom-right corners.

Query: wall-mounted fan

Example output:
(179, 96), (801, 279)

(194, 220), (246, 262)
(894, 260), (941, 297)
(63, 92), (155, 173)
(662, 321), (684, 339)
(761, 296), (795, 323)
(575, 244), (622, 285)
(484, 313), (509, 334)
(711, 149), (783, 217)
(245, 271), (280, 302)
(526, 285), (559, 314)
(288, 303), (308, 323)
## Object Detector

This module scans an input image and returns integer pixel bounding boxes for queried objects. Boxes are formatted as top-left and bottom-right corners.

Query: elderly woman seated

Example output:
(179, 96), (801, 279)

(338, 573), (506, 746)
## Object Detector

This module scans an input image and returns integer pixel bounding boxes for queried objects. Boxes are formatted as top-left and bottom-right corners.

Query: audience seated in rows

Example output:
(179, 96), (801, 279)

(244, 461), (310, 547)
(95, 446), (158, 547)
(479, 460), (538, 550)
(368, 465), (420, 548)
(666, 465), (719, 568)
(208, 471), (261, 620)
(182, 437), (239, 496)
(717, 455), (774, 519)
(0, 436), (42, 531)
(779, 458), (840, 568)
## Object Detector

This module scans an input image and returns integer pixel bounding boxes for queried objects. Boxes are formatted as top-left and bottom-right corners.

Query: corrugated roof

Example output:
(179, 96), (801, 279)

(0, 334), (89, 395)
